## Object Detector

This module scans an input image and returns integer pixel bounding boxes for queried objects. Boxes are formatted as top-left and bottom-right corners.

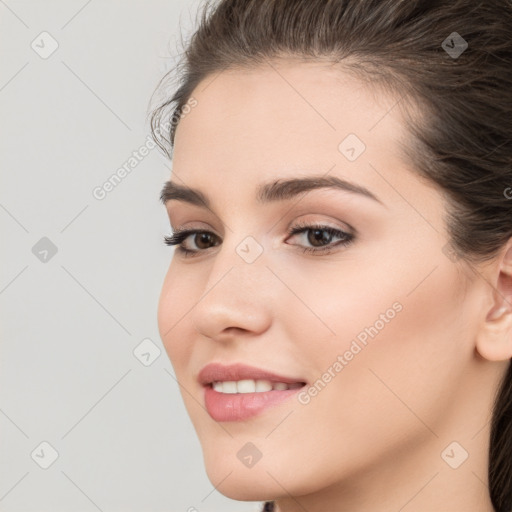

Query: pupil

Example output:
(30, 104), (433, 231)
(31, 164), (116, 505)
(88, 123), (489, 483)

(197, 233), (212, 249)
(309, 229), (331, 246)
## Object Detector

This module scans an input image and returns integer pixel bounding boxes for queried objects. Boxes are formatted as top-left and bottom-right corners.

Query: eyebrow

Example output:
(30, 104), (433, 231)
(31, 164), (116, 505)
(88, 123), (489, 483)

(160, 175), (385, 208)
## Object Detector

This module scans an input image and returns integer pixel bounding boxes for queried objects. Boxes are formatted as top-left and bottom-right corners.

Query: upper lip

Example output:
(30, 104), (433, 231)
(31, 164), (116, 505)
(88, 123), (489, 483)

(198, 363), (307, 386)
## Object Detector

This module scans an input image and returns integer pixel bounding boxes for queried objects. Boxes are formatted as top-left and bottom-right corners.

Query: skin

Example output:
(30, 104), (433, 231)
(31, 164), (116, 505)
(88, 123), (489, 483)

(157, 58), (512, 512)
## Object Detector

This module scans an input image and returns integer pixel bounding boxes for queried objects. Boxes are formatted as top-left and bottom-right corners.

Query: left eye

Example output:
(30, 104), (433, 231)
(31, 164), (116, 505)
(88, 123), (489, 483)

(287, 224), (354, 254)
(163, 223), (355, 256)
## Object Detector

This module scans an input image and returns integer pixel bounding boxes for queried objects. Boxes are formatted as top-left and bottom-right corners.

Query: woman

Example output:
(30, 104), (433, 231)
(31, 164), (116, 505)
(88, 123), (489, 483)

(150, 1), (512, 510)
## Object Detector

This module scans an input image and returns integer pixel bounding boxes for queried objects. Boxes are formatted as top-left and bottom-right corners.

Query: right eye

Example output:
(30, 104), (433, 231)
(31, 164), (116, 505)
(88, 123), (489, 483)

(163, 229), (219, 256)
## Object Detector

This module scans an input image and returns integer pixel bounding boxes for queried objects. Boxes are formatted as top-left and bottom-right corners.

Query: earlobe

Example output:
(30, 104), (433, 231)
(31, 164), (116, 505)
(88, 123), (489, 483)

(476, 308), (512, 361)
(475, 241), (512, 362)
(487, 305), (510, 322)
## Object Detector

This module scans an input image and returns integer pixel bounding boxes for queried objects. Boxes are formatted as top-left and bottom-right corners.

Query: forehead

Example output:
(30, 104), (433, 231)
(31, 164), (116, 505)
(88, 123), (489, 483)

(169, 59), (439, 215)
(173, 59), (405, 165)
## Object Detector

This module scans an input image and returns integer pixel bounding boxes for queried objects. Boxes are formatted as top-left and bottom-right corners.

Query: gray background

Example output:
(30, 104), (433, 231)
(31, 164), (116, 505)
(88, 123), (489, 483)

(0, 1), (261, 510)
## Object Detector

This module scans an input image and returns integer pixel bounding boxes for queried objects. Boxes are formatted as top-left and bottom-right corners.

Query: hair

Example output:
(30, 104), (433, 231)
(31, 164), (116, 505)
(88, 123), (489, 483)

(148, 1), (512, 510)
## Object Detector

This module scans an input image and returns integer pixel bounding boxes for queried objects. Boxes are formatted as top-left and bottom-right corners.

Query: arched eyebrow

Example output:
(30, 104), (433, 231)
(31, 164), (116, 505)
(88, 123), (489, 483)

(160, 175), (385, 208)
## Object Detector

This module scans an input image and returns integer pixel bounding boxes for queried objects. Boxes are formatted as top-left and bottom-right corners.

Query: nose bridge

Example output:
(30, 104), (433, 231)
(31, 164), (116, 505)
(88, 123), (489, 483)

(190, 228), (273, 337)
(210, 211), (269, 276)
(206, 229), (270, 300)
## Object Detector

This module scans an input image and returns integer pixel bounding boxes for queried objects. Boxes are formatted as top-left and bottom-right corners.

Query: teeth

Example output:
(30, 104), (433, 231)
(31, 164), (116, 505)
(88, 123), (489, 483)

(221, 381), (237, 394)
(237, 379), (256, 393)
(211, 379), (302, 394)
(255, 380), (272, 392)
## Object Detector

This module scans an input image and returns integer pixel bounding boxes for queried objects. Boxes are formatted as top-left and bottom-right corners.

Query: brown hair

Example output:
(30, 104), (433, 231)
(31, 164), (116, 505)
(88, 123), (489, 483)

(148, 1), (512, 510)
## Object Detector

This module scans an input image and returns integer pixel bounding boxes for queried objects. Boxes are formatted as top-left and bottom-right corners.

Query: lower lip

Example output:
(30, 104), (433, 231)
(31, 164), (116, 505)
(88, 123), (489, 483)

(204, 385), (305, 422)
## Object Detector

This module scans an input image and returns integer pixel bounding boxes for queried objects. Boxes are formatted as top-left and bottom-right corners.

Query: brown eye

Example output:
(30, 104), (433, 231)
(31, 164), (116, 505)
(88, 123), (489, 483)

(306, 228), (335, 247)
(164, 223), (355, 257)
(163, 229), (220, 255)
(286, 223), (355, 255)
(194, 232), (217, 250)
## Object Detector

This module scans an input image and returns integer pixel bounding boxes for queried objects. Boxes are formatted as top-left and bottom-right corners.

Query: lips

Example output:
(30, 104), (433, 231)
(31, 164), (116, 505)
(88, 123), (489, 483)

(199, 362), (308, 422)
(198, 362), (307, 386)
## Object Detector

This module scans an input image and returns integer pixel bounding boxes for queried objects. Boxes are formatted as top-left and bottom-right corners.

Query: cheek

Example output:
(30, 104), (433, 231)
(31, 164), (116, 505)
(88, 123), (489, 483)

(299, 256), (469, 443)
(157, 265), (196, 367)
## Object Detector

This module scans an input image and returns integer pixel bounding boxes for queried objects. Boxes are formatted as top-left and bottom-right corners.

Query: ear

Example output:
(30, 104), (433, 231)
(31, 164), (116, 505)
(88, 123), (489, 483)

(475, 239), (512, 361)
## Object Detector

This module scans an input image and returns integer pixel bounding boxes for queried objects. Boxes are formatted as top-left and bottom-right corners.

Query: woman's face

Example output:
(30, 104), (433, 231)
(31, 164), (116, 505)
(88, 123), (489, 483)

(157, 60), (492, 502)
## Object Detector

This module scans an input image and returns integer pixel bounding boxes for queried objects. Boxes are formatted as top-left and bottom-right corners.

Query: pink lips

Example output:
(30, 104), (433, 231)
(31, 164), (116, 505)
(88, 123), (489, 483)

(198, 362), (306, 386)
(198, 362), (307, 422)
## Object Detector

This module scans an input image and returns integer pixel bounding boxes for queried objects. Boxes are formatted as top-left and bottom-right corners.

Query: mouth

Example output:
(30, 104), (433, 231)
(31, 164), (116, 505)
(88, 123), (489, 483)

(198, 362), (308, 422)
(205, 379), (306, 394)
(198, 361), (307, 388)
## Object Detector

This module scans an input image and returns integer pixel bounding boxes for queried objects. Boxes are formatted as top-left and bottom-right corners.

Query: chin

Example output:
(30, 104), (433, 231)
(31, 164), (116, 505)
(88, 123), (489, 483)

(201, 448), (284, 501)
(202, 446), (325, 502)
(207, 469), (267, 500)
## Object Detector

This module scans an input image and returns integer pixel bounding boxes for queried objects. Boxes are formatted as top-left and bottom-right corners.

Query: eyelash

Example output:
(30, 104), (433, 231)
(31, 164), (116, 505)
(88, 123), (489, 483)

(163, 221), (355, 257)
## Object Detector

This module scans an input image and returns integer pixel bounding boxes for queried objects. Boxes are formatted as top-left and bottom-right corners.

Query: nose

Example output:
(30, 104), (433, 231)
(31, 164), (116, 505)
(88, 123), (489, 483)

(190, 236), (274, 342)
